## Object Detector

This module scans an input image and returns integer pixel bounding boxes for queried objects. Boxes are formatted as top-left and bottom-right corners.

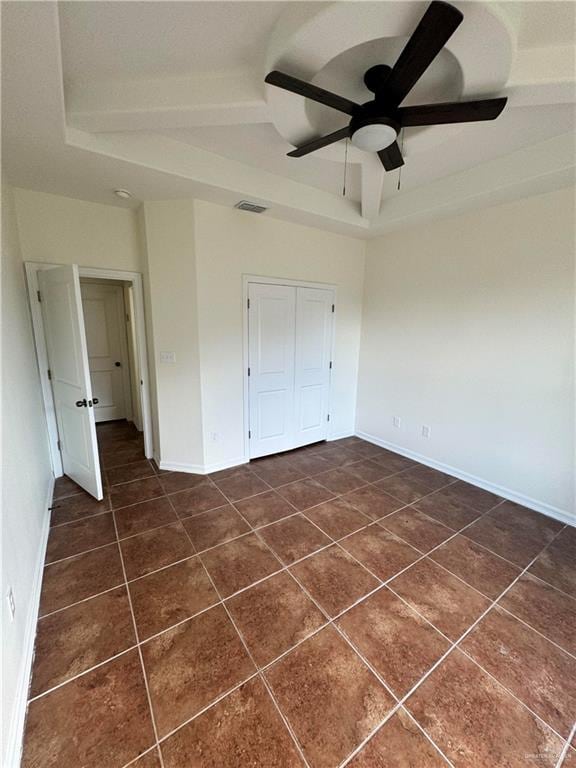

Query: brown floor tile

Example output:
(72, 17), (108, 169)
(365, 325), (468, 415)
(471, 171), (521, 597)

(313, 445), (360, 466)
(168, 482), (228, 518)
(161, 678), (304, 767)
(182, 504), (250, 551)
(22, 650), (155, 768)
(404, 465), (455, 490)
(50, 491), (111, 527)
(345, 441), (383, 459)
(114, 497), (178, 539)
(208, 464), (251, 481)
(251, 461), (306, 488)
(341, 485), (405, 520)
(381, 508), (453, 553)
(141, 604), (255, 736)
(348, 708), (450, 767)
(120, 522), (194, 580)
(131, 749), (162, 768)
(214, 471), (270, 501)
(345, 459), (391, 483)
(227, 571), (326, 667)
(412, 487), (483, 531)
(340, 524), (421, 581)
(291, 545), (379, 617)
(465, 501), (563, 567)
(45, 513), (116, 563)
(101, 443), (146, 468)
(430, 534), (521, 599)
(259, 514), (331, 565)
(390, 559), (491, 640)
(30, 586), (135, 697)
(129, 557), (218, 640)
(277, 478), (335, 511)
(286, 452), (336, 476)
(265, 626), (394, 768)
(499, 573), (576, 655)
(305, 498), (370, 539)
(158, 470), (207, 494)
(312, 468), (366, 495)
(371, 452), (416, 475)
(39, 543), (124, 616)
(461, 606), (576, 737)
(106, 460), (156, 486)
(338, 587), (450, 696)
(200, 533), (281, 597)
(110, 476), (164, 509)
(406, 650), (563, 767)
(234, 490), (295, 528)
(53, 474), (83, 499)
(529, 526), (576, 598)
(440, 480), (502, 513)
(375, 468), (452, 504)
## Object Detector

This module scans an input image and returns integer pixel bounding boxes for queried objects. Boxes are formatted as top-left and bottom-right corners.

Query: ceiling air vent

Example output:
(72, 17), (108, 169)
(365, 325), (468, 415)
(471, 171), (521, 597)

(235, 200), (268, 214)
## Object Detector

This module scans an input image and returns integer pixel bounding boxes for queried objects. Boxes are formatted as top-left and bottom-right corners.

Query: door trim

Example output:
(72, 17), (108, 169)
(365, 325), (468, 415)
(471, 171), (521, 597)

(242, 274), (337, 463)
(25, 262), (154, 475)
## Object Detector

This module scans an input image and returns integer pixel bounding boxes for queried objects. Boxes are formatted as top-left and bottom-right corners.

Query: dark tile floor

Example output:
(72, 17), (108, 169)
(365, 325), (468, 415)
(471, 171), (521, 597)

(21, 421), (576, 767)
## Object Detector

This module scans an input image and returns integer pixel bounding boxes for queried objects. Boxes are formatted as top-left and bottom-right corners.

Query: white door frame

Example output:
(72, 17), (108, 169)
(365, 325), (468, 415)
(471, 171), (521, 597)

(25, 262), (153, 476)
(242, 274), (336, 462)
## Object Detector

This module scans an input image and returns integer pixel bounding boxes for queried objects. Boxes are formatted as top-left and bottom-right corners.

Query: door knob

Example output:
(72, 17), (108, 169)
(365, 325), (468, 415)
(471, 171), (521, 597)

(75, 399), (87, 407)
(115, 361), (121, 367)
(93, 398), (99, 405)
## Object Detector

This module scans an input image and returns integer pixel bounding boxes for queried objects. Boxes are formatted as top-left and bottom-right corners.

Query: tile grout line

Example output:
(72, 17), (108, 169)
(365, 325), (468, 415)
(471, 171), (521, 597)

(337, 520), (572, 767)
(555, 721), (576, 768)
(110, 513), (167, 768)
(171, 492), (313, 768)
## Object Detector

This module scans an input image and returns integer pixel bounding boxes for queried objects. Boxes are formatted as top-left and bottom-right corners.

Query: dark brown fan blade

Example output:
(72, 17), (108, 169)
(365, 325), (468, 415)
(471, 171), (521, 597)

(398, 97), (507, 126)
(265, 71), (359, 116)
(385, 1), (463, 106)
(378, 142), (404, 171)
(288, 127), (350, 157)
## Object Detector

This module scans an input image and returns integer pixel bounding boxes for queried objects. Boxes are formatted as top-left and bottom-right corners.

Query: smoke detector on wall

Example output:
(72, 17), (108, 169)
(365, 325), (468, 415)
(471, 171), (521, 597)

(235, 200), (268, 213)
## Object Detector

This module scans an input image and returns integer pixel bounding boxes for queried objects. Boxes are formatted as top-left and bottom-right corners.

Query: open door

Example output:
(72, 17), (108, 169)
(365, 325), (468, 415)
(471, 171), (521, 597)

(39, 265), (103, 499)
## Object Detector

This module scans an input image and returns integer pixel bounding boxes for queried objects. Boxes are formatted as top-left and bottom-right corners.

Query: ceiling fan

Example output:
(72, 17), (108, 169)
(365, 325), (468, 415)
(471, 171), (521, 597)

(265, 1), (507, 171)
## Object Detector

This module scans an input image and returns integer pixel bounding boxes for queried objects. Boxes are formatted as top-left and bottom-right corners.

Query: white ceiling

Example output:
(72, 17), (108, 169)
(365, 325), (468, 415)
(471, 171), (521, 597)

(2, 1), (575, 237)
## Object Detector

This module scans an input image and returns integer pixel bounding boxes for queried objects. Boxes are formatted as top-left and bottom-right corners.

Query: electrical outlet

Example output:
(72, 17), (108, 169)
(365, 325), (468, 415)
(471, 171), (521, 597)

(7, 587), (15, 622)
(392, 416), (401, 428)
(422, 425), (431, 438)
(209, 431), (219, 442)
(160, 351), (176, 364)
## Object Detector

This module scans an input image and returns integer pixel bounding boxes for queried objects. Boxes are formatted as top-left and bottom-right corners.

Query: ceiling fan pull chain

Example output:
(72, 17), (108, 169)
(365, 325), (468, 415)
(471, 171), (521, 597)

(342, 137), (349, 197)
(397, 128), (405, 191)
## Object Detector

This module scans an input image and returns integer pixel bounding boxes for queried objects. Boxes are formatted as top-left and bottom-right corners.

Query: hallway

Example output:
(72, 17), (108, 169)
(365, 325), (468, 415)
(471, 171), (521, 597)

(22, 422), (576, 767)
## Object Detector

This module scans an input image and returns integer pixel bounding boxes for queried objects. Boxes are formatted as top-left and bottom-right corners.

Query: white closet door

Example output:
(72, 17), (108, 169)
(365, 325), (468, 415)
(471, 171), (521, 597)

(248, 283), (296, 458)
(294, 287), (333, 447)
(39, 265), (103, 499)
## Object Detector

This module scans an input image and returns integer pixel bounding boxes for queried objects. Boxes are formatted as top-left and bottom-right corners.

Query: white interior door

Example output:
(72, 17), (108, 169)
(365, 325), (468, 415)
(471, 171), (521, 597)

(294, 287), (333, 446)
(81, 282), (130, 423)
(39, 265), (103, 499)
(248, 283), (296, 458)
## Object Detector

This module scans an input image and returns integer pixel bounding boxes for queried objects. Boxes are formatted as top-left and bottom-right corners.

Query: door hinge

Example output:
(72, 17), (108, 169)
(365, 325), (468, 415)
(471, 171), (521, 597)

(331, 304), (335, 313)
(247, 367), (251, 377)
(57, 439), (62, 451)
(248, 430), (251, 439)
(47, 369), (52, 380)
(37, 290), (42, 303)
(327, 414), (330, 422)
(329, 361), (332, 370)
(247, 298), (250, 310)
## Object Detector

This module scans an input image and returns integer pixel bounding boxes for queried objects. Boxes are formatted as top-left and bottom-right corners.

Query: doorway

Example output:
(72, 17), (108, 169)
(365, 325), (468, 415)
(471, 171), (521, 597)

(26, 263), (153, 499)
(245, 278), (335, 459)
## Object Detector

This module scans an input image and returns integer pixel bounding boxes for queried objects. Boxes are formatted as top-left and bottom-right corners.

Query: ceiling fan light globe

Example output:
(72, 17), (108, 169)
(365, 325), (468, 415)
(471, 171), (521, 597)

(350, 123), (398, 152)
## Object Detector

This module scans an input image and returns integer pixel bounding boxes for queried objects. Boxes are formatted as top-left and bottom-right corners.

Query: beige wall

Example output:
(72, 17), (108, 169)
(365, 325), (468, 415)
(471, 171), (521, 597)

(1, 183), (53, 764)
(140, 200), (204, 469)
(193, 200), (366, 469)
(357, 187), (575, 519)
(13, 188), (141, 271)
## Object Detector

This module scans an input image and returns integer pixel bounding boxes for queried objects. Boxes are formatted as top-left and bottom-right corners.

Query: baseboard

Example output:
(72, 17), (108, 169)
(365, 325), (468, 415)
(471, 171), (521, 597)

(327, 432), (355, 442)
(356, 431), (574, 527)
(158, 456), (249, 475)
(4, 475), (53, 768)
